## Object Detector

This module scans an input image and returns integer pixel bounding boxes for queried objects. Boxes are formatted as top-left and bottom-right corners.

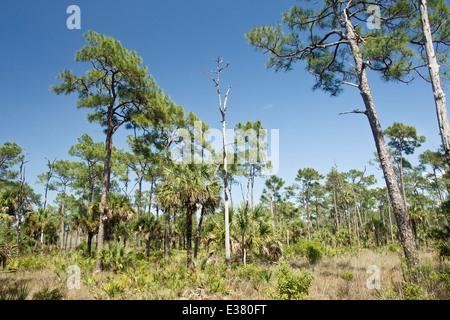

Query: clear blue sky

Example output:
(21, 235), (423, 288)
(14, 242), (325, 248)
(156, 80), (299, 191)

(0, 0), (447, 207)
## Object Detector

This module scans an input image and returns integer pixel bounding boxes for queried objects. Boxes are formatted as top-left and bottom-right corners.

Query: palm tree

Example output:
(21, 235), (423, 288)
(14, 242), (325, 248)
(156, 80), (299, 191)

(104, 194), (135, 243)
(194, 178), (221, 259)
(135, 214), (161, 257)
(156, 181), (180, 258)
(159, 164), (209, 267)
(72, 204), (99, 256)
(114, 220), (131, 247)
(33, 208), (57, 255)
(0, 223), (17, 269)
(261, 175), (285, 231)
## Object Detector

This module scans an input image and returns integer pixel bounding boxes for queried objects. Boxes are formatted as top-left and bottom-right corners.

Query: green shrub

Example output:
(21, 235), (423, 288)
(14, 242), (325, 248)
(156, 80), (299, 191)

(205, 275), (227, 294)
(258, 268), (273, 283)
(374, 288), (400, 300)
(306, 241), (323, 264)
(403, 283), (428, 300)
(388, 243), (399, 253)
(99, 243), (135, 272)
(277, 260), (313, 300)
(32, 288), (64, 300)
(340, 272), (354, 281)
(102, 277), (125, 299)
(17, 255), (47, 271)
(289, 239), (324, 263)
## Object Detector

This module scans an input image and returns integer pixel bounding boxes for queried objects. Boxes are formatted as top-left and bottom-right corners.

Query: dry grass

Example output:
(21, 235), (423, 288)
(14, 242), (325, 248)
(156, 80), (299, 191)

(0, 247), (447, 300)
(306, 249), (404, 300)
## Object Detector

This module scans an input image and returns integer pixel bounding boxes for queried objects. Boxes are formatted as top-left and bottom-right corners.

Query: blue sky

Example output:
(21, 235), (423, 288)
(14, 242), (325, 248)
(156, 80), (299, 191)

(0, 0), (447, 207)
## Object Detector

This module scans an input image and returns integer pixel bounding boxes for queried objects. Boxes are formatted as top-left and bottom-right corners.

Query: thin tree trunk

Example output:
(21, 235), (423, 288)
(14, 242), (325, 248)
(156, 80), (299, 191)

(186, 207), (193, 267)
(399, 156), (408, 213)
(222, 114), (231, 265)
(69, 231), (73, 250)
(419, 0), (450, 167)
(95, 111), (114, 273)
(134, 176), (143, 249)
(372, 220), (379, 247)
(40, 227), (44, 256)
(87, 232), (93, 257)
(164, 209), (171, 257)
(269, 187), (275, 231)
(315, 202), (320, 230)
(194, 205), (206, 259)
(209, 59), (232, 266)
(306, 189), (311, 241)
(354, 204), (360, 247)
(172, 211), (177, 250)
(333, 189), (340, 233)
(64, 228), (69, 251)
(344, 11), (419, 266)
(149, 181), (154, 216)
(353, 188), (366, 244)
(75, 230), (79, 249)
(16, 161), (26, 251)
(242, 174), (251, 265)
(379, 203), (388, 245)
(59, 185), (66, 251)
(145, 237), (151, 258)
(433, 168), (444, 204)
(346, 205), (352, 246)
(387, 190), (395, 243)
(250, 167), (255, 209)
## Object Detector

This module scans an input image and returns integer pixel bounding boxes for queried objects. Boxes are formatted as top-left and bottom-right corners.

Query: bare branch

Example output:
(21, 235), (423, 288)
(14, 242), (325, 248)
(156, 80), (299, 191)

(342, 81), (359, 88)
(339, 109), (367, 115)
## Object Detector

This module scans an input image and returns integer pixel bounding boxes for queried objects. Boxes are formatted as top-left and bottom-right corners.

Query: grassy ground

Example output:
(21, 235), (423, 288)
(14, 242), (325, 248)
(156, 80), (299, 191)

(0, 246), (448, 300)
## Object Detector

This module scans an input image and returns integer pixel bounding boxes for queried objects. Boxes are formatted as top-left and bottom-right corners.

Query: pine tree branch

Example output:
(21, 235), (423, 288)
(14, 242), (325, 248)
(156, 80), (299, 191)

(339, 109), (367, 115)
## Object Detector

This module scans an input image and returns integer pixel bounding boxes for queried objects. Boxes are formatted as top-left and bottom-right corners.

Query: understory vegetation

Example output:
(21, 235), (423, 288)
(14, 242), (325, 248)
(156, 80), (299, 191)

(0, 244), (448, 300)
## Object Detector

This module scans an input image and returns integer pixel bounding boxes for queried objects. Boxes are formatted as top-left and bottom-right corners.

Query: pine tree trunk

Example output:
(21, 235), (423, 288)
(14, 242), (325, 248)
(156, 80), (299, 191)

(353, 188), (366, 244)
(346, 205), (353, 246)
(194, 205), (206, 259)
(399, 156), (408, 213)
(186, 207), (193, 267)
(164, 209), (171, 257)
(87, 232), (93, 257)
(40, 227), (44, 256)
(65, 229), (69, 251)
(344, 12), (419, 266)
(145, 237), (150, 258)
(250, 167), (255, 209)
(419, 0), (450, 167)
(172, 211), (177, 250)
(387, 190), (395, 243)
(95, 111), (114, 272)
(75, 230), (79, 249)
(242, 174), (251, 265)
(333, 189), (340, 233)
(354, 205), (360, 246)
(60, 185), (66, 251)
(306, 190), (311, 241)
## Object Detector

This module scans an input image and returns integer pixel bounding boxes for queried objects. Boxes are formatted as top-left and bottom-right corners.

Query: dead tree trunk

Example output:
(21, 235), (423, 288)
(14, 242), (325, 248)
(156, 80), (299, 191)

(419, 0), (450, 167)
